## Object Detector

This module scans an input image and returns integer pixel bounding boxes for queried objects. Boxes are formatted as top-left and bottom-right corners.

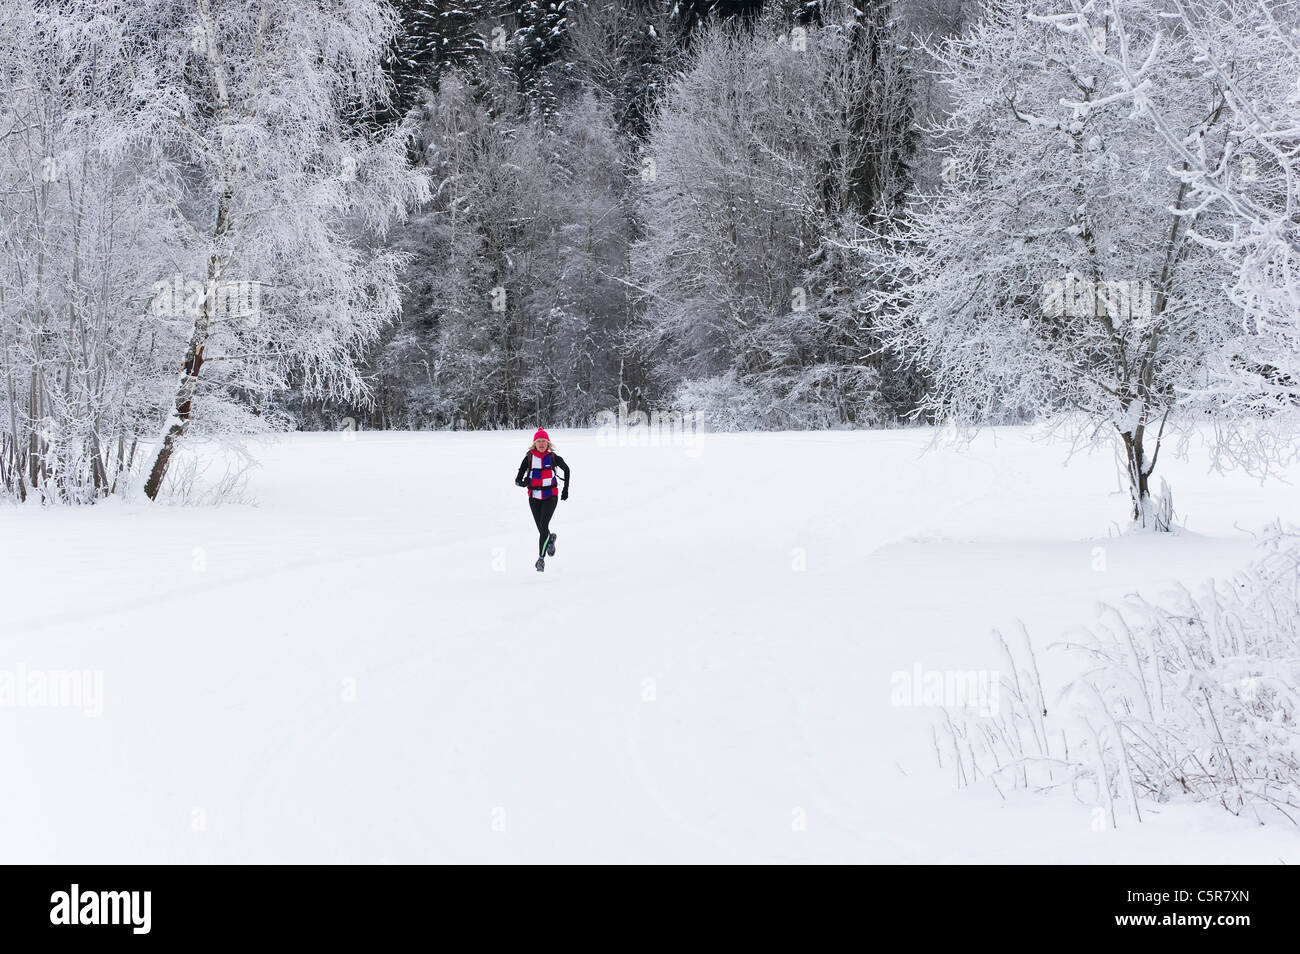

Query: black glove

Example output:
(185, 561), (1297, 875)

(561, 486), (569, 501)
(516, 477), (529, 488)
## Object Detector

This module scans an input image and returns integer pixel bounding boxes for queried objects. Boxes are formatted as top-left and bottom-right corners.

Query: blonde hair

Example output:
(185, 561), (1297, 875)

(527, 437), (556, 454)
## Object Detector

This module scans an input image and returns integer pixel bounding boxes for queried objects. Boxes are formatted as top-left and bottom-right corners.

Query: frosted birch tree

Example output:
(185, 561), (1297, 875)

(125, 0), (429, 498)
(1, 0), (428, 502)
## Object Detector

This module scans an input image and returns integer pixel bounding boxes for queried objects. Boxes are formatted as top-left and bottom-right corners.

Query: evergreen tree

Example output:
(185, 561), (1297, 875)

(381, 0), (496, 123)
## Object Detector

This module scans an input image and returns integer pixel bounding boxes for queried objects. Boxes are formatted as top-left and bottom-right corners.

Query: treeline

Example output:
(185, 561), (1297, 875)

(361, 0), (1300, 527)
(347, 0), (960, 430)
(5, 0), (1296, 526)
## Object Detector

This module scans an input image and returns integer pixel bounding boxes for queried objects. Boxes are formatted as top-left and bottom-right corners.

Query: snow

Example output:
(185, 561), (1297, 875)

(1, 427), (1298, 863)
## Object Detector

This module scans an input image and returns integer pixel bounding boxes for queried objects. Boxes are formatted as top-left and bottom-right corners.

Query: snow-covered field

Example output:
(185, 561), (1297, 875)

(2, 427), (1297, 863)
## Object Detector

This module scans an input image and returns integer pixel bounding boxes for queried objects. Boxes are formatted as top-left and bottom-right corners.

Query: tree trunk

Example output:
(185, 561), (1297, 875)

(141, 231), (226, 500)
(143, 0), (232, 501)
(142, 337), (206, 500)
(1121, 412), (1171, 531)
(1121, 428), (1151, 525)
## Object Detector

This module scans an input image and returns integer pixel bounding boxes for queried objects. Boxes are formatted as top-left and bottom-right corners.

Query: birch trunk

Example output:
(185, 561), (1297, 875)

(141, 0), (232, 500)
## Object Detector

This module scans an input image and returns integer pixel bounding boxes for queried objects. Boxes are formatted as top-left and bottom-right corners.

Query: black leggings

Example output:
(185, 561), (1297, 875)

(528, 495), (558, 557)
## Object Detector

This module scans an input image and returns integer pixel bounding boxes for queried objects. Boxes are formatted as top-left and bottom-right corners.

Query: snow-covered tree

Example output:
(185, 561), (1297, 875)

(0, 1), (177, 502)
(1043, 0), (1300, 476)
(389, 72), (554, 427)
(499, 0), (574, 124)
(1, 0), (428, 502)
(381, 0), (496, 123)
(384, 69), (633, 428)
(632, 2), (918, 427)
(567, 0), (672, 142)
(120, 0), (429, 498)
(871, 0), (1247, 528)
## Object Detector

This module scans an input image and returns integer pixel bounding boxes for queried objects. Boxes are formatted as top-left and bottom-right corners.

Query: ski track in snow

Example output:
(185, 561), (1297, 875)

(1, 428), (1298, 863)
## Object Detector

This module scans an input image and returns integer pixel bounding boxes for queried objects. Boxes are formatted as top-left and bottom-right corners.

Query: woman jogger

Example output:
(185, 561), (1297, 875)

(515, 428), (570, 572)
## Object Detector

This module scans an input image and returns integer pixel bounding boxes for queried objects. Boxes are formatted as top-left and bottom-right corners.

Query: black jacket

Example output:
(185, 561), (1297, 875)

(516, 452), (570, 495)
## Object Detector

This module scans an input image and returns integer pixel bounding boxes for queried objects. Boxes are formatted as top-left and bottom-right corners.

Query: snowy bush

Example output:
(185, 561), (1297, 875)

(939, 528), (1300, 826)
(147, 439), (259, 507)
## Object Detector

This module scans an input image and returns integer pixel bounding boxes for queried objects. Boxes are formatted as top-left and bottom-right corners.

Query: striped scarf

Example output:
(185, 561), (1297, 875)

(528, 451), (558, 500)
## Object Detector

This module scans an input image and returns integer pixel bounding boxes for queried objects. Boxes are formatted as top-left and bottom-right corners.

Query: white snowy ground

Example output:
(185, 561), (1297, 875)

(1, 427), (1298, 864)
